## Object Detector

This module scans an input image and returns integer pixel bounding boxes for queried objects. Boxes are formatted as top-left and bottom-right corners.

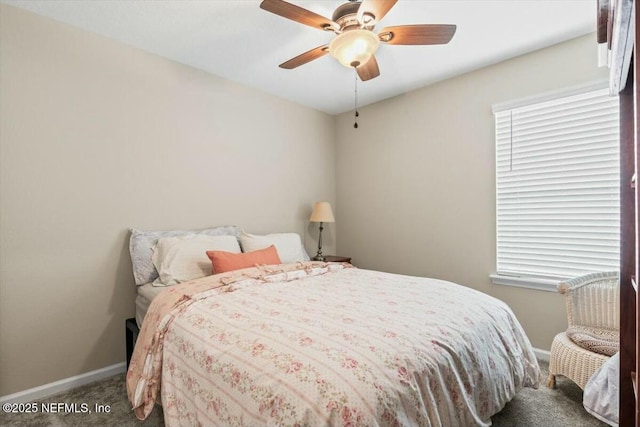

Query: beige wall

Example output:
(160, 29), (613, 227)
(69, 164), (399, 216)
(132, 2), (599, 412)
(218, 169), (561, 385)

(0, 2), (607, 397)
(0, 4), (335, 396)
(335, 33), (608, 351)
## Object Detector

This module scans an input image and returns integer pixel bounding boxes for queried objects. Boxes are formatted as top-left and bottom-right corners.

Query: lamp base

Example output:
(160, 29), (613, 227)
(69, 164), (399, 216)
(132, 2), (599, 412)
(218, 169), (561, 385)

(312, 255), (326, 261)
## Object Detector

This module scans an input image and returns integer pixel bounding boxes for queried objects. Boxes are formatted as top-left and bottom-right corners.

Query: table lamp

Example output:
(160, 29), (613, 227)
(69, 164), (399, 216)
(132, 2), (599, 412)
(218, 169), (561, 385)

(309, 202), (335, 261)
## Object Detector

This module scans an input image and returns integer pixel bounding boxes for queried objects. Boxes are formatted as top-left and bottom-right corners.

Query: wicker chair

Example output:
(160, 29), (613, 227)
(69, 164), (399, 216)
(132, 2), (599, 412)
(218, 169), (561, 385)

(547, 271), (619, 390)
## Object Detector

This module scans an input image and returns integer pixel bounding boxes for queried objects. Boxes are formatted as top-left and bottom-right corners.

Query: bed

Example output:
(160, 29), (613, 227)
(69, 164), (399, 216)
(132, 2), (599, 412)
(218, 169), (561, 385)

(135, 283), (166, 327)
(129, 225), (312, 328)
(126, 231), (540, 427)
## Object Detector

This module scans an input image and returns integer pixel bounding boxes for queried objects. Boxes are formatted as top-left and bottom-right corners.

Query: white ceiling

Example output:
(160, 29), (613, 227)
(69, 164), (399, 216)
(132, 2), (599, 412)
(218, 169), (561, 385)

(2, 0), (596, 115)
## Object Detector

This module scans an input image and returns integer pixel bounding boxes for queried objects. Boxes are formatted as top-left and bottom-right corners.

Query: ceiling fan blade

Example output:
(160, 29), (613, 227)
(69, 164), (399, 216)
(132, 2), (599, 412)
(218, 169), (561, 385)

(279, 45), (329, 69)
(379, 24), (457, 45)
(357, 55), (380, 81)
(260, 0), (338, 32)
(357, 0), (398, 26)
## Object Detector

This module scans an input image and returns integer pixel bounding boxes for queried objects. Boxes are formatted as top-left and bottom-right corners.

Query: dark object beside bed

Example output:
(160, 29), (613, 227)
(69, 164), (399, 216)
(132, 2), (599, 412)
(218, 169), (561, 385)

(125, 318), (139, 369)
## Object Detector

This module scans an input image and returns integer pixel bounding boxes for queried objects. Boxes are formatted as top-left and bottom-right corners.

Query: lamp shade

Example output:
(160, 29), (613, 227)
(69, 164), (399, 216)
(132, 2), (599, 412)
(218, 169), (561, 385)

(329, 29), (380, 68)
(309, 202), (335, 223)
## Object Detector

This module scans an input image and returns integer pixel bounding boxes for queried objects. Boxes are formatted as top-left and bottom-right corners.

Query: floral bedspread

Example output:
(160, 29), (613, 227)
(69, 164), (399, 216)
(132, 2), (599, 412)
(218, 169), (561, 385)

(127, 262), (540, 426)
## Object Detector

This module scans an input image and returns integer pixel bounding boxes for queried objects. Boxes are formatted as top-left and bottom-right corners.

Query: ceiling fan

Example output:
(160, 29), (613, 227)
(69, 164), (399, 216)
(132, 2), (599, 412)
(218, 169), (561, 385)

(259, 0), (457, 81)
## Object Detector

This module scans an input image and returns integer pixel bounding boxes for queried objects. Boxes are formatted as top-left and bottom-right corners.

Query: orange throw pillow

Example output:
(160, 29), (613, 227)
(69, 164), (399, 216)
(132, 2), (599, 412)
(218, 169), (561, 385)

(206, 245), (282, 274)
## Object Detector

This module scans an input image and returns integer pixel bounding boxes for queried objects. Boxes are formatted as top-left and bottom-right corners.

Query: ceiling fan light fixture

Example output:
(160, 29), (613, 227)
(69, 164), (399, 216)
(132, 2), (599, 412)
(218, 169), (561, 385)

(329, 29), (379, 68)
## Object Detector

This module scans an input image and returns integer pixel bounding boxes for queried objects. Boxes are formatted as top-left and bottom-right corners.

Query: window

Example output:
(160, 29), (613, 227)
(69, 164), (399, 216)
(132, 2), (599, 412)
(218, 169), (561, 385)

(492, 84), (620, 290)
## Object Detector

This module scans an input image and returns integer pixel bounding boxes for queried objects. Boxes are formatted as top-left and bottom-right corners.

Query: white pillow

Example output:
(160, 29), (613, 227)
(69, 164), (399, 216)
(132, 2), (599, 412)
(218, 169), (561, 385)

(151, 234), (241, 286)
(129, 225), (239, 285)
(239, 231), (308, 264)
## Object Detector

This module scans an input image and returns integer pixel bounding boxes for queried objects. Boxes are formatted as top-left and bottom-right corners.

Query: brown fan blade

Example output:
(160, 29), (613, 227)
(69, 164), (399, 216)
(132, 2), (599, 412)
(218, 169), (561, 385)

(379, 24), (456, 45)
(260, 0), (338, 32)
(357, 0), (398, 26)
(356, 55), (380, 81)
(279, 45), (329, 69)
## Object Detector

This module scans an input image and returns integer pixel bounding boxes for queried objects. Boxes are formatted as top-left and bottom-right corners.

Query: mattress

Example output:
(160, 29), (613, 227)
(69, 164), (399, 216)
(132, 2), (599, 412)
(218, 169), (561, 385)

(127, 262), (540, 426)
(135, 283), (167, 328)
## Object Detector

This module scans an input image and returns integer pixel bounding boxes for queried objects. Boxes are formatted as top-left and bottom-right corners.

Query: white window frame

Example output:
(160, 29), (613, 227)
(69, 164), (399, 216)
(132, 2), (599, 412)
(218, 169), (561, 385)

(491, 80), (620, 292)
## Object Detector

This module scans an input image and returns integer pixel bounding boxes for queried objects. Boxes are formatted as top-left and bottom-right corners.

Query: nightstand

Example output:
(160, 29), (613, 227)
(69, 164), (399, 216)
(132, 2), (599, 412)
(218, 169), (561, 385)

(315, 255), (352, 263)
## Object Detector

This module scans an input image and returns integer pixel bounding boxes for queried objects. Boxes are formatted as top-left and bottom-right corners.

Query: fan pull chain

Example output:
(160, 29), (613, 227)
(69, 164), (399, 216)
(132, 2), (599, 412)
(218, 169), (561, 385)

(354, 68), (359, 129)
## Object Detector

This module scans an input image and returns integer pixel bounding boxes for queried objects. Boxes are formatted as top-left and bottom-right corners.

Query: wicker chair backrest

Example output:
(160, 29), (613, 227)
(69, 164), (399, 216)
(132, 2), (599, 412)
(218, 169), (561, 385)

(558, 272), (619, 330)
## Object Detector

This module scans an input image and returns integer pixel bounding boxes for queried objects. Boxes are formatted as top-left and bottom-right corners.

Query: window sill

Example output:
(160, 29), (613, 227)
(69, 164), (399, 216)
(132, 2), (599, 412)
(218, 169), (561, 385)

(490, 274), (560, 292)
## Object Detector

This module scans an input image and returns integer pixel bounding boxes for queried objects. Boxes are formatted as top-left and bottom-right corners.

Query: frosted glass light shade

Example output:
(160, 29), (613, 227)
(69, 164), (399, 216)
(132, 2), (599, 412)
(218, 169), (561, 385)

(309, 202), (335, 223)
(329, 29), (380, 68)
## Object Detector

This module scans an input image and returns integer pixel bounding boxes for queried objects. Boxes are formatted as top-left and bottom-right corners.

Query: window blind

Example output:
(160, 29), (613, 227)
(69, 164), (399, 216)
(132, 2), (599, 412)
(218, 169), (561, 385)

(495, 87), (620, 281)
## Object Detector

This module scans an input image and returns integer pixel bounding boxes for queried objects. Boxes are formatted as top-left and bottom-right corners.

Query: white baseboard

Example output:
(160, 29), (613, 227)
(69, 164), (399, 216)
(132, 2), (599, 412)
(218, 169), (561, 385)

(534, 347), (551, 362)
(0, 362), (126, 404)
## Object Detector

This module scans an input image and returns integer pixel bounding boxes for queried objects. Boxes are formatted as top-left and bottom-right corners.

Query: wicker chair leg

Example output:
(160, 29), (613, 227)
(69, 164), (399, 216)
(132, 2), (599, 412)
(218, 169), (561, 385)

(547, 373), (556, 389)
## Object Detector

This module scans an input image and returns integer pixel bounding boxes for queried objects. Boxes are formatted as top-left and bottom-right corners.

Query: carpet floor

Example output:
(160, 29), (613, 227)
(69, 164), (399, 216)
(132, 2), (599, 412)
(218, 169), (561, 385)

(0, 360), (608, 426)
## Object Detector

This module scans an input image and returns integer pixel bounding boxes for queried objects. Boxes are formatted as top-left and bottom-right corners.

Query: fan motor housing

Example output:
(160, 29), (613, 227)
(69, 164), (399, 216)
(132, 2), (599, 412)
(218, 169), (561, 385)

(332, 1), (374, 31)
